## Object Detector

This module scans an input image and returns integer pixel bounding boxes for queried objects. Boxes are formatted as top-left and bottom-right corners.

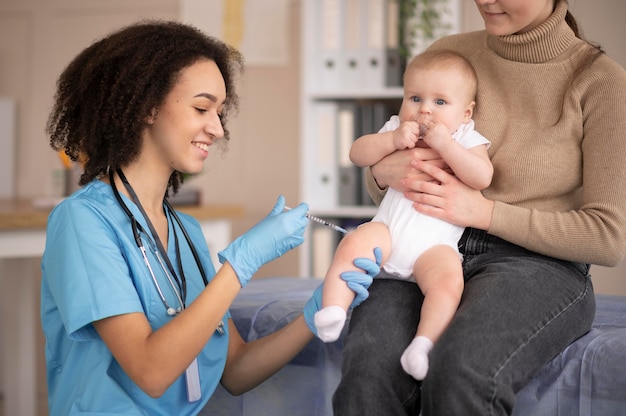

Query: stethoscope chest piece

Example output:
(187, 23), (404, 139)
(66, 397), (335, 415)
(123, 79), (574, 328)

(167, 307), (181, 316)
(216, 320), (225, 335)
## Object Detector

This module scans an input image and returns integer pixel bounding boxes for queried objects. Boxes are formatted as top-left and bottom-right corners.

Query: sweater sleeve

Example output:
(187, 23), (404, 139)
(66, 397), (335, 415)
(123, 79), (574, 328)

(489, 56), (626, 267)
(364, 167), (386, 206)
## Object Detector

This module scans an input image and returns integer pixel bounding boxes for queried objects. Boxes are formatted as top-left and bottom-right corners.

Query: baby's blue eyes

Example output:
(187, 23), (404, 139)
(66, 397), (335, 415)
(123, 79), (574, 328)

(410, 97), (446, 105)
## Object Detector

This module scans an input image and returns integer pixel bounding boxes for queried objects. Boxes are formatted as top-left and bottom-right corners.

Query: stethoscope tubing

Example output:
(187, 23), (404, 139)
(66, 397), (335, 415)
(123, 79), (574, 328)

(109, 168), (191, 315)
(108, 168), (225, 334)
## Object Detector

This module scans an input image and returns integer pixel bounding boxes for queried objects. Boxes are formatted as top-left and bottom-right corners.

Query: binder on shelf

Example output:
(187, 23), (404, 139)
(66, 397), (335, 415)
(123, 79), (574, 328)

(315, 0), (342, 90)
(357, 103), (375, 206)
(359, 167), (375, 206)
(308, 101), (339, 209)
(358, 101), (375, 138)
(361, 0), (386, 90)
(384, 0), (405, 87)
(337, 102), (361, 206)
(372, 100), (396, 131)
(340, 0), (363, 89)
(357, 100), (399, 206)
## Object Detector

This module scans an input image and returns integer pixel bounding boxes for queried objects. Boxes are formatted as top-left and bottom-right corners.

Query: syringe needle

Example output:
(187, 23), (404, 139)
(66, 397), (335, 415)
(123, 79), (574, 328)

(284, 206), (347, 234)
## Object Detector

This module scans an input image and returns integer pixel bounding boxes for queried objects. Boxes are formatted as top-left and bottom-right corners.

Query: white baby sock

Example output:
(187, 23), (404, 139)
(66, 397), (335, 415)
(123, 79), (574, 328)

(400, 336), (434, 380)
(314, 305), (347, 342)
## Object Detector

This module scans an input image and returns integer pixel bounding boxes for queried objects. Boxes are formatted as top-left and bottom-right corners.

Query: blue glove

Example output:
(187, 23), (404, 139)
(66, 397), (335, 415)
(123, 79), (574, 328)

(219, 195), (308, 287)
(304, 247), (382, 335)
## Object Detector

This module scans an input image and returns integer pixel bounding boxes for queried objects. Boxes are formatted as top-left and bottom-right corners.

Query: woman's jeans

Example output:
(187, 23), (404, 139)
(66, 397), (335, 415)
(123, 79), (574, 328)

(332, 228), (595, 416)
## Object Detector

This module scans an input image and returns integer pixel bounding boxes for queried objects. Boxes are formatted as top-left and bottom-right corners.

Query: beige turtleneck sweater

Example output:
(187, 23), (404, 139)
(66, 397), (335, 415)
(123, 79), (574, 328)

(367, 2), (626, 266)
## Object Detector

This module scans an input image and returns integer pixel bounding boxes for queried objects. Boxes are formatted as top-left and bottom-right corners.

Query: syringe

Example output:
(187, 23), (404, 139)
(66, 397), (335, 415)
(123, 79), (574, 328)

(284, 206), (347, 234)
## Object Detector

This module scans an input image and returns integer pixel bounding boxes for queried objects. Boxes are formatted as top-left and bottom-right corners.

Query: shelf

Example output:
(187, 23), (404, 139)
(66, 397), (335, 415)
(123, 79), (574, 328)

(298, 0), (406, 276)
(299, 0), (462, 277)
(307, 88), (404, 101)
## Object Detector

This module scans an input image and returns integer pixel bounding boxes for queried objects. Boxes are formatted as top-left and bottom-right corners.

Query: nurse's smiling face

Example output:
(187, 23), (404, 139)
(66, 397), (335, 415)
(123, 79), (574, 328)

(474, 0), (554, 36)
(144, 58), (227, 176)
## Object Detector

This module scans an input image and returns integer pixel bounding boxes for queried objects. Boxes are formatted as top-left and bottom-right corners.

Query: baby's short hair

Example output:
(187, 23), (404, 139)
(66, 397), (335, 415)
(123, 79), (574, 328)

(404, 49), (478, 99)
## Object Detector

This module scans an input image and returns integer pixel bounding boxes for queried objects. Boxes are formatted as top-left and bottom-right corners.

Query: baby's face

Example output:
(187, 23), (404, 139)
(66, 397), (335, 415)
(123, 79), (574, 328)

(399, 66), (474, 134)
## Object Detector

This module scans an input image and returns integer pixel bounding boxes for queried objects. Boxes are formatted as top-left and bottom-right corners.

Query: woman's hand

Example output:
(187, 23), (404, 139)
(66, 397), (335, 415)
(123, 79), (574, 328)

(371, 147), (447, 190)
(404, 160), (495, 230)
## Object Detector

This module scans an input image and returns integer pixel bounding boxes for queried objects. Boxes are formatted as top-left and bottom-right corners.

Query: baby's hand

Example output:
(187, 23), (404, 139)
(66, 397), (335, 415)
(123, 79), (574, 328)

(417, 119), (452, 151)
(392, 120), (421, 150)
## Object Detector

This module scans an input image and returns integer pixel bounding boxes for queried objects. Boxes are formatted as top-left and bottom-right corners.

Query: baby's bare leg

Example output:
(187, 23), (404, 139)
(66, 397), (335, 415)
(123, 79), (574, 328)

(315, 222), (391, 342)
(321, 222), (391, 309)
(401, 245), (463, 379)
(413, 245), (464, 341)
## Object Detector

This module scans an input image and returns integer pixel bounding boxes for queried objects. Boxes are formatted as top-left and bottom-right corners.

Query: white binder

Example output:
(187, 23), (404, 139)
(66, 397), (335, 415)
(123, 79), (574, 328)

(306, 101), (339, 210)
(337, 102), (360, 206)
(315, 0), (343, 90)
(361, 0), (386, 90)
(384, 0), (404, 87)
(340, 0), (362, 89)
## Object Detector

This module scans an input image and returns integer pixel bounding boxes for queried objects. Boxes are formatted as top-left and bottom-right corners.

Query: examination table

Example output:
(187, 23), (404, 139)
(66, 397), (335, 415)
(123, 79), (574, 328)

(200, 277), (626, 416)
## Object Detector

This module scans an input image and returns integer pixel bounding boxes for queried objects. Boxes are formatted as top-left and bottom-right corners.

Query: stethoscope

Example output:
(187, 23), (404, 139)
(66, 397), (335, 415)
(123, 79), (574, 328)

(109, 168), (225, 335)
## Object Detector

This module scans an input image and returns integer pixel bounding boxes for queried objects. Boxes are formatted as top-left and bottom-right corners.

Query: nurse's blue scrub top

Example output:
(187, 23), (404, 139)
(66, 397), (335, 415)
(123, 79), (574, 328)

(41, 180), (230, 415)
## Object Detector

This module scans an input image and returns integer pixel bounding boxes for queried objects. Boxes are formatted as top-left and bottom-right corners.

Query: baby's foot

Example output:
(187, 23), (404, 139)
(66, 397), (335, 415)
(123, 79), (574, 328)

(400, 336), (434, 380)
(314, 305), (347, 342)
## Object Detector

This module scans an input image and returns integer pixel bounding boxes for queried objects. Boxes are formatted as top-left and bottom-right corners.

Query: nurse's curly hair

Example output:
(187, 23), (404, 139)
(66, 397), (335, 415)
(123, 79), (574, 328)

(46, 20), (244, 192)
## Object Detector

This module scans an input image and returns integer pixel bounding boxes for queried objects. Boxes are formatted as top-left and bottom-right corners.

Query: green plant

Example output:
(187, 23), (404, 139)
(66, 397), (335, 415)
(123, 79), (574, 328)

(397, 0), (452, 59)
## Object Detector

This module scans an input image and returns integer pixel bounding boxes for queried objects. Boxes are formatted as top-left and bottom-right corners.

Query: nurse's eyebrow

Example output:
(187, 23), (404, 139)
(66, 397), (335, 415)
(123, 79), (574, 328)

(194, 92), (225, 104)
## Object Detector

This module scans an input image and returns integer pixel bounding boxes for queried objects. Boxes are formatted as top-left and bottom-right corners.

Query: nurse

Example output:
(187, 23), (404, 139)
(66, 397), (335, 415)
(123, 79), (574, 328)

(41, 21), (378, 415)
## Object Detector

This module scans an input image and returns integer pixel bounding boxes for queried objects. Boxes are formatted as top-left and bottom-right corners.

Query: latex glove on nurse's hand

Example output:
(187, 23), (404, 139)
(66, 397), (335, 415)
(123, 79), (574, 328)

(303, 247), (382, 337)
(218, 195), (308, 287)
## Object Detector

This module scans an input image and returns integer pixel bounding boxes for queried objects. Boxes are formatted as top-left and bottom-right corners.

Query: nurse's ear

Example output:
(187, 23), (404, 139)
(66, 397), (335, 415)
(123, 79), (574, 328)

(145, 108), (159, 125)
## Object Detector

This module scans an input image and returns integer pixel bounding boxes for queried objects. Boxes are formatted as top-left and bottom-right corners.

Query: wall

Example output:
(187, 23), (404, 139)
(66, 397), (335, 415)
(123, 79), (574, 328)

(193, 0), (302, 279)
(0, 0), (178, 196)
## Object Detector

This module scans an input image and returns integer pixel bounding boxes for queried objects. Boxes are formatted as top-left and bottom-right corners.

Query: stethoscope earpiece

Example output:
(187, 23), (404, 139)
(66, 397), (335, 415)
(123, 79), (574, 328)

(167, 307), (178, 316)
